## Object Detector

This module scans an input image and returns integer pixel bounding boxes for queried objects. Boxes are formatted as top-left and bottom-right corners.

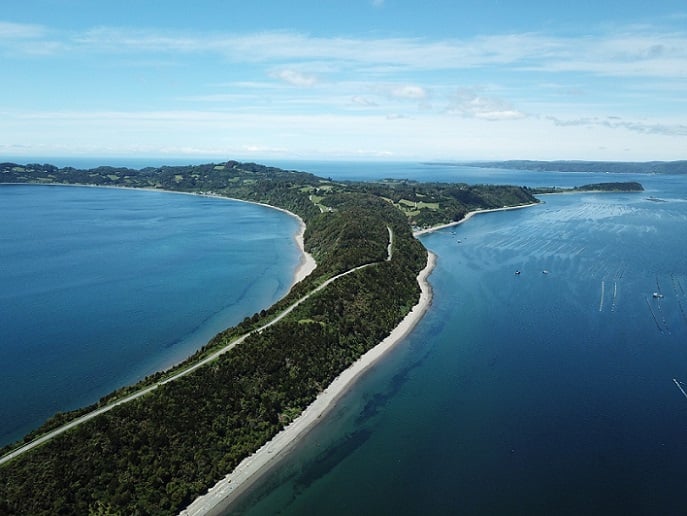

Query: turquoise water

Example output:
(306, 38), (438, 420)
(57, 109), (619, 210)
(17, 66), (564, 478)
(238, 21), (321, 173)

(0, 185), (301, 446)
(233, 172), (687, 514)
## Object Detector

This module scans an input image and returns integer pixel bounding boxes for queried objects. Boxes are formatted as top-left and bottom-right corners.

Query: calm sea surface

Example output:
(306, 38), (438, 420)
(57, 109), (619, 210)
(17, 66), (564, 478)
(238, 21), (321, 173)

(230, 167), (687, 515)
(0, 185), (301, 446)
(3, 162), (687, 514)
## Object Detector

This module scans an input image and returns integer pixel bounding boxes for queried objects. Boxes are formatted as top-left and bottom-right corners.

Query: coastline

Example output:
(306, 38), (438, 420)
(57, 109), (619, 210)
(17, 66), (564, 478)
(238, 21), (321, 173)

(6, 182), (317, 288)
(413, 202), (539, 236)
(287, 215), (317, 287)
(5, 183), (528, 512)
(0, 183), (315, 453)
(180, 250), (436, 516)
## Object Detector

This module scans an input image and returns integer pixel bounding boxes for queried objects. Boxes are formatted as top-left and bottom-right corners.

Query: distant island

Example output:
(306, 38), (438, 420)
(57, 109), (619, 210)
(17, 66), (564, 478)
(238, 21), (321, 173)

(530, 181), (645, 194)
(0, 161), (644, 515)
(426, 159), (687, 175)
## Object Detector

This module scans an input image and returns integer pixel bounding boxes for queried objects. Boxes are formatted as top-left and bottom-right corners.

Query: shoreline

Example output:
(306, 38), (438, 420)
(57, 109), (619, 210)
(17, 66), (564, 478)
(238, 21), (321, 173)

(413, 202), (539, 236)
(0, 182), (316, 451)
(180, 202), (532, 515)
(278, 211), (316, 287)
(6, 183), (526, 512)
(180, 250), (436, 516)
(4, 182), (317, 288)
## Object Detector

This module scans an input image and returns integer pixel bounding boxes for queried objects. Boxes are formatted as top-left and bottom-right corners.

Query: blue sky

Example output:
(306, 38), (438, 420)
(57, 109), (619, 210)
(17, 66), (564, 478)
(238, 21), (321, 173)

(2, 1), (686, 161)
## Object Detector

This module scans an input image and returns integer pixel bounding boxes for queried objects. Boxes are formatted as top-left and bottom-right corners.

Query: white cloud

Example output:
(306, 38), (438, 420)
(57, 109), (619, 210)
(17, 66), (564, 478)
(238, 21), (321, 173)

(351, 96), (378, 107)
(547, 115), (687, 136)
(2, 107), (685, 161)
(241, 144), (290, 155)
(2, 18), (686, 161)
(0, 21), (46, 39)
(446, 90), (526, 121)
(5, 22), (687, 79)
(390, 85), (427, 100)
(270, 69), (318, 87)
(0, 21), (65, 55)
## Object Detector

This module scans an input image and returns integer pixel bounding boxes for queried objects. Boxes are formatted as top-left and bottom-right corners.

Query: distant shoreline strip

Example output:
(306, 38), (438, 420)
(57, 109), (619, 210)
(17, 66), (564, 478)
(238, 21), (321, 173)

(413, 202), (539, 236)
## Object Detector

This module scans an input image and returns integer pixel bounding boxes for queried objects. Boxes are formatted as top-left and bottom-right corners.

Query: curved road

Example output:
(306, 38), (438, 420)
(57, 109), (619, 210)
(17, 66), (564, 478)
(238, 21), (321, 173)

(0, 226), (394, 467)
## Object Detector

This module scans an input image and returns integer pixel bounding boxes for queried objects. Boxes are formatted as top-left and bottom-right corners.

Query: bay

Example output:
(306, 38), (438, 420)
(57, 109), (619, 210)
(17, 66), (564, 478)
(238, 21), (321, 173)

(0, 185), (301, 446)
(233, 169), (687, 515)
(3, 162), (687, 513)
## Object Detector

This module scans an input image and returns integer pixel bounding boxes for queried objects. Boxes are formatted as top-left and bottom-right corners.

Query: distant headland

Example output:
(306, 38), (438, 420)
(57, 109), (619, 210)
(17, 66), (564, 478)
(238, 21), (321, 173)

(530, 181), (645, 194)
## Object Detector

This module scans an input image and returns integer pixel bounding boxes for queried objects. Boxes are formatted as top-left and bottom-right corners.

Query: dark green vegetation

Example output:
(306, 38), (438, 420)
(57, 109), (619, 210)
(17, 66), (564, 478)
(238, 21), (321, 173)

(530, 181), (645, 194)
(459, 160), (687, 175)
(347, 180), (536, 228)
(0, 161), (537, 515)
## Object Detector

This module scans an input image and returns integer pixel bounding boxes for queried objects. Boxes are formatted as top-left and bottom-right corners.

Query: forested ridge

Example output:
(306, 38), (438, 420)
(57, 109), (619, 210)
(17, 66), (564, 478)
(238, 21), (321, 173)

(0, 161), (537, 515)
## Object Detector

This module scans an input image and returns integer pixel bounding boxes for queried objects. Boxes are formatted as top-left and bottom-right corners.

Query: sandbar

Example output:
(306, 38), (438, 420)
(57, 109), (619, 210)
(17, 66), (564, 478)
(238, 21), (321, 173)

(180, 251), (436, 516)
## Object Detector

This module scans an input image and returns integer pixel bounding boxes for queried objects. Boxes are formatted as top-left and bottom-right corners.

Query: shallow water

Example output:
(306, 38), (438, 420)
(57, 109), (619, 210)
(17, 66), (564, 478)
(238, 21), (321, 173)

(0, 185), (301, 446)
(233, 171), (687, 515)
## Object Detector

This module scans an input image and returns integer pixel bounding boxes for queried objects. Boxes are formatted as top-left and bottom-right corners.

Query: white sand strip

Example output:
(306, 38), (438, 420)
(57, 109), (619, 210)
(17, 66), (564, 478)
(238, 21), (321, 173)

(413, 202), (538, 236)
(180, 251), (436, 516)
(292, 216), (317, 286)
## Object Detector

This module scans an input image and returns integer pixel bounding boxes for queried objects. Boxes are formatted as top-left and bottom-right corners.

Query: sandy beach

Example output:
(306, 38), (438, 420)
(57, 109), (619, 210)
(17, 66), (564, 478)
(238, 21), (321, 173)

(292, 216), (317, 285)
(413, 202), (539, 236)
(180, 250), (436, 516)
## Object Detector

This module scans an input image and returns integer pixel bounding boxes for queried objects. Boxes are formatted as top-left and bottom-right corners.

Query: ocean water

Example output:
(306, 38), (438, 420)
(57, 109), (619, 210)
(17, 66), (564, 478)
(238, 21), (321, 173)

(232, 171), (687, 515)
(3, 162), (687, 513)
(0, 185), (301, 446)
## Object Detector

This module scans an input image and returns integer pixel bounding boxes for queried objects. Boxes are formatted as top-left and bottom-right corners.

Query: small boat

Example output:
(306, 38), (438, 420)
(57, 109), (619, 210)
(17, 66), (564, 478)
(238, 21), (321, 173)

(515, 270), (521, 275)
(653, 292), (664, 299)
(542, 270), (550, 274)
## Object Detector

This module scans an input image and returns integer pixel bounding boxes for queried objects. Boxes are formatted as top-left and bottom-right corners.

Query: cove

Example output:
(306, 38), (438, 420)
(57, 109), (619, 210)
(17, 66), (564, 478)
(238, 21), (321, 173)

(0, 185), (301, 446)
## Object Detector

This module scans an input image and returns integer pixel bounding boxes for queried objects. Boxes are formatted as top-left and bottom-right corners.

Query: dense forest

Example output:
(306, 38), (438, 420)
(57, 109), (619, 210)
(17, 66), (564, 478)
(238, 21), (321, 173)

(0, 161), (537, 515)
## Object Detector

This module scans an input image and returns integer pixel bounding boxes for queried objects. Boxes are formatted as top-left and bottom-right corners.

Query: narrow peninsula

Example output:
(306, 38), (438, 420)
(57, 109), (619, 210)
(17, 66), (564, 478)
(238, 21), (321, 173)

(1, 160), (541, 515)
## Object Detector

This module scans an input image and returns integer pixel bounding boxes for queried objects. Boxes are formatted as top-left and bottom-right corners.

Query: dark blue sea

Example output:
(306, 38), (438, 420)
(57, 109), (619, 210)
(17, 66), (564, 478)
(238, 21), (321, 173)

(3, 161), (687, 514)
(0, 185), (301, 446)
(228, 165), (687, 515)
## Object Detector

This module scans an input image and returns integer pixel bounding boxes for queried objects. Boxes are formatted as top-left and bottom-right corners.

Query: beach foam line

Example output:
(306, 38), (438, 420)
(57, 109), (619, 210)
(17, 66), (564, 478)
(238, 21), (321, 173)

(180, 251), (436, 516)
